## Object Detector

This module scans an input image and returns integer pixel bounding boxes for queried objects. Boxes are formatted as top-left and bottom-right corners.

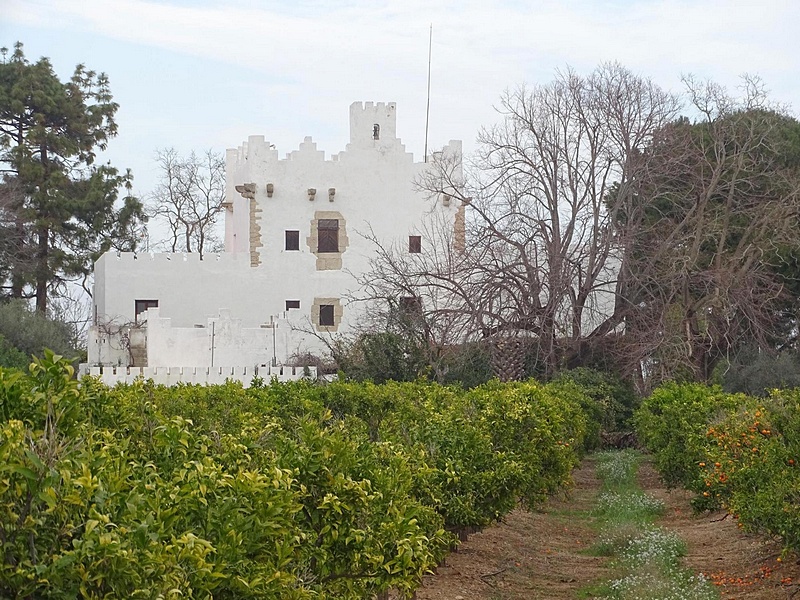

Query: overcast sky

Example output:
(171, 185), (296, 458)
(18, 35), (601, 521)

(3, 0), (799, 199)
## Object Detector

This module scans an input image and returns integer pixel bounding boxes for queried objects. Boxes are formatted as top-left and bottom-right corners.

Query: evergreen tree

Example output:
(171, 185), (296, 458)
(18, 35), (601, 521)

(0, 42), (145, 312)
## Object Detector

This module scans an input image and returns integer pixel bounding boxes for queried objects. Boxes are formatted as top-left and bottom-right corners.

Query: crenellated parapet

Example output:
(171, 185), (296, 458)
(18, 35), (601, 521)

(102, 252), (252, 266)
(225, 101), (431, 180)
(78, 364), (317, 387)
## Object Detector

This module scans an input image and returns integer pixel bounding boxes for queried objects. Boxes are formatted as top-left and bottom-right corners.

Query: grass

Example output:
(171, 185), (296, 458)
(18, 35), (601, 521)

(585, 450), (719, 600)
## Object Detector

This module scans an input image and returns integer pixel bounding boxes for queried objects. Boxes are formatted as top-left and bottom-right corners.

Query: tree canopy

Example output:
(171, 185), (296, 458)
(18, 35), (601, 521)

(361, 67), (800, 391)
(0, 42), (145, 313)
(617, 78), (800, 383)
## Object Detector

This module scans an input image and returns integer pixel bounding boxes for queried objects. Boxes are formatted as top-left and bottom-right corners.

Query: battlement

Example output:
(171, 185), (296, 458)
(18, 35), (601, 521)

(78, 364), (317, 387)
(226, 135), (281, 166)
(286, 136), (326, 161)
(226, 101), (411, 174)
(349, 101), (397, 144)
(100, 251), (251, 266)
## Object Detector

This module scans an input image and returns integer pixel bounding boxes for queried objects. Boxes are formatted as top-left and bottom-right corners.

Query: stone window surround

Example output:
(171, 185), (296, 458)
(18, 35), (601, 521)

(307, 210), (349, 271)
(311, 297), (343, 333)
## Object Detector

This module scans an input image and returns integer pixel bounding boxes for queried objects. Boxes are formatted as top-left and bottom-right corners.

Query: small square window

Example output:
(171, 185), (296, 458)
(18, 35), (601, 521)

(319, 304), (335, 326)
(285, 230), (300, 251)
(409, 235), (421, 253)
(318, 219), (339, 253)
(286, 300), (300, 310)
(134, 299), (158, 323)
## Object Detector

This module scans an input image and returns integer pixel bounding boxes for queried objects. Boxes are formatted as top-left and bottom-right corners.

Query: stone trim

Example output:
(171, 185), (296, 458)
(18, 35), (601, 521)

(307, 210), (348, 270)
(311, 297), (343, 333)
(249, 197), (263, 266)
(235, 183), (262, 266)
(454, 201), (466, 253)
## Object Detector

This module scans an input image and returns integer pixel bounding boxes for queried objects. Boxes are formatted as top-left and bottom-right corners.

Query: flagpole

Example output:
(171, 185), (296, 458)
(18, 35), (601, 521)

(424, 24), (432, 163)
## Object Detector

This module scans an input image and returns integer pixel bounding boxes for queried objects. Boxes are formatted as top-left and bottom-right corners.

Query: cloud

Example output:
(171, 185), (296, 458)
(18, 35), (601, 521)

(4, 0), (798, 195)
(8, 1), (799, 102)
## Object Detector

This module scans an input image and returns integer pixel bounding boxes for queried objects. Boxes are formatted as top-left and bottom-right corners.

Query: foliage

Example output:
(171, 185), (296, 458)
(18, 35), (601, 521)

(617, 86), (800, 385)
(0, 42), (145, 312)
(552, 368), (639, 448)
(0, 333), (26, 369)
(335, 331), (427, 384)
(0, 358), (603, 598)
(438, 341), (494, 388)
(0, 299), (77, 360)
(697, 390), (800, 549)
(635, 383), (742, 490)
(719, 346), (800, 397)
(636, 382), (800, 553)
(464, 380), (588, 508)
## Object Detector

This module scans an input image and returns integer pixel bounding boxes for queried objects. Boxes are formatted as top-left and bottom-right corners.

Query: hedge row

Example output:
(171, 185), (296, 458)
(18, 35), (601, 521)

(0, 353), (600, 599)
(636, 382), (800, 551)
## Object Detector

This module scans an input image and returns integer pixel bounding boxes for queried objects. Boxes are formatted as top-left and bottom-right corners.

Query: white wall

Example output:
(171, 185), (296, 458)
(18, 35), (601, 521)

(90, 102), (462, 368)
(78, 364), (317, 387)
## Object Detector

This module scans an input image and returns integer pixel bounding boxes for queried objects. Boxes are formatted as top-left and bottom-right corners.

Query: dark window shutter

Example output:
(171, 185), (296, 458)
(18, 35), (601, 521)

(318, 219), (339, 253)
(285, 230), (300, 251)
(319, 304), (335, 326)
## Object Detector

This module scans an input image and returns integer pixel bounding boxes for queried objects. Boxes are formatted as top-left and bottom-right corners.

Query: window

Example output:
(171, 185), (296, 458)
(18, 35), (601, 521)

(373, 123), (380, 140)
(285, 230), (300, 251)
(134, 299), (158, 323)
(286, 300), (300, 310)
(318, 219), (339, 253)
(399, 296), (422, 314)
(408, 235), (421, 253)
(319, 304), (335, 326)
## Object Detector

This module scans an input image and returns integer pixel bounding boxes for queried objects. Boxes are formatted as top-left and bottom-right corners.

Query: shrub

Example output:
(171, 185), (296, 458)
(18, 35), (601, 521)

(1, 359), (602, 598)
(335, 331), (426, 384)
(720, 346), (800, 396)
(635, 382), (742, 491)
(0, 300), (77, 360)
(552, 368), (639, 449)
(700, 389), (800, 549)
(0, 334), (27, 369)
(438, 342), (494, 388)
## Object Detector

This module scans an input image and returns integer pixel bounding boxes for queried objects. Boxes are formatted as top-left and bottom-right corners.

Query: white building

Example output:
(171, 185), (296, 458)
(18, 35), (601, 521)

(84, 102), (462, 381)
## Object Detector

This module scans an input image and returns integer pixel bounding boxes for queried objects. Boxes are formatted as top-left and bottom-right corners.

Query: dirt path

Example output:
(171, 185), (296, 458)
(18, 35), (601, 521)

(416, 459), (604, 600)
(640, 462), (800, 600)
(416, 456), (800, 599)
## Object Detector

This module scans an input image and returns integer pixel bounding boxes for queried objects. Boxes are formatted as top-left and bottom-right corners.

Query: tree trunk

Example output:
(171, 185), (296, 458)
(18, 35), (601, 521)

(35, 226), (48, 314)
(491, 336), (526, 382)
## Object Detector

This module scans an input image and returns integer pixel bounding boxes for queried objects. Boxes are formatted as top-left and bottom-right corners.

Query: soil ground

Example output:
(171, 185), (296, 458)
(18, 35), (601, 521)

(415, 456), (800, 599)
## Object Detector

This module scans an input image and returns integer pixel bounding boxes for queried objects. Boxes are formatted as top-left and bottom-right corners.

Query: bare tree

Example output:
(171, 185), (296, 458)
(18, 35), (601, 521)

(618, 75), (800, 388)
(147, 148), (226, 257)
(360, 63), (680, 380)
(353, 202), (487, 377)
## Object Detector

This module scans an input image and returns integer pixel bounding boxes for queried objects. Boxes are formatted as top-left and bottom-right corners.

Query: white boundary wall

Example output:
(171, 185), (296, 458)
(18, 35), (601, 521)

(78, 364), (317, 387)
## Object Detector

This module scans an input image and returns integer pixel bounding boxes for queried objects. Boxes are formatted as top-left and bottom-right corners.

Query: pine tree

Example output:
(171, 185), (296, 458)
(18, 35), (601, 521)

(0, 42), (145, 313)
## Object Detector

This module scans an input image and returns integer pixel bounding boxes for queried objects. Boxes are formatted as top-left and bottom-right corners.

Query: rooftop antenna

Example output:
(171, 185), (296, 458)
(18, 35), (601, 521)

(424, 23), (432, 163)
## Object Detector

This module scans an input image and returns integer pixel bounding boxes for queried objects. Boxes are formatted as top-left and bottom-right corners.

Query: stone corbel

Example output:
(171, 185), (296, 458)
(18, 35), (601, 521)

(235, 183), (256, 199)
